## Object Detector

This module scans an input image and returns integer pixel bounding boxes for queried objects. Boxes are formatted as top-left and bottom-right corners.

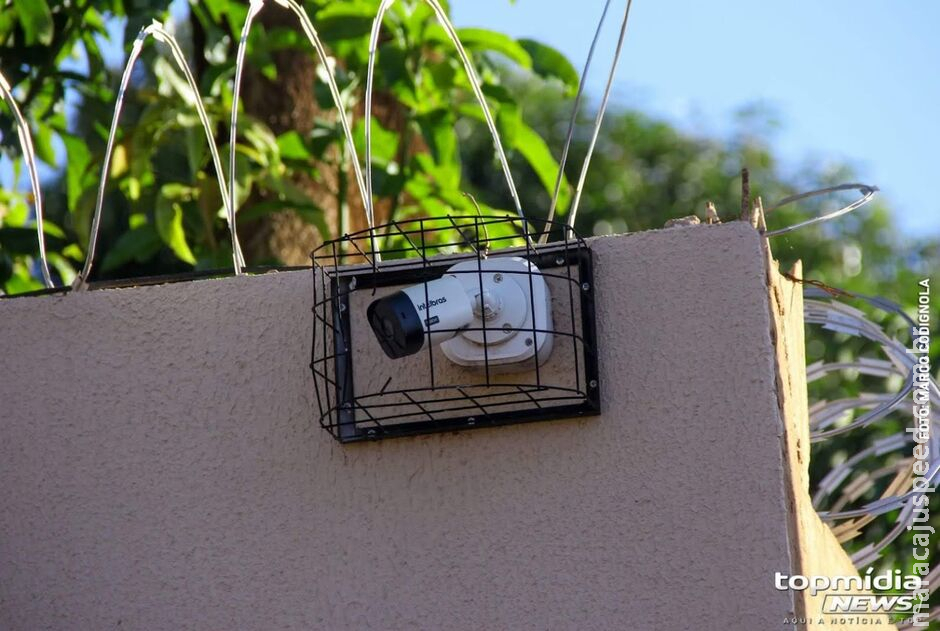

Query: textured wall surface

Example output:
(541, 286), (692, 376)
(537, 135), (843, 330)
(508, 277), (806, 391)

(0, 224), (802, 630)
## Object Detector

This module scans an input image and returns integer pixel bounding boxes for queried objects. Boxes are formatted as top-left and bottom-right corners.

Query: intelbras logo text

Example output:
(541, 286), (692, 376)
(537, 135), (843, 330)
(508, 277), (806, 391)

(417, 296), (447, 311)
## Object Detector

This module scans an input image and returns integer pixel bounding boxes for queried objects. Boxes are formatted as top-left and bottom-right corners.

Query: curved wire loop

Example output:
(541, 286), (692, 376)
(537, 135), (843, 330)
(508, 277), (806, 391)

(804, 287), (939, 572)
(564, 0), (634, 238)
(537, 0), (612, 245)
(764, 182), (878, 237)
(74, 21), (239, 289)
(226, 0), (264, 273)
(0, 71), (54, 288)
(364, 0), (532, 247)
(229, 0), (372, 267)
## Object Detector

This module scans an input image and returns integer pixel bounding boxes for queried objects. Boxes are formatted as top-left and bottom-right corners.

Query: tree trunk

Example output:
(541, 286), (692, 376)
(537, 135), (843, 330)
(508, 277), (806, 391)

(237, 4), (414, 266)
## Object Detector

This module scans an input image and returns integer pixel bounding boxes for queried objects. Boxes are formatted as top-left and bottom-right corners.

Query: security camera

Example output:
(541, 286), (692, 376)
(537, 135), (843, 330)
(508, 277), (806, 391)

(367, 256), (553, 369)
(367, 273), (475, 359)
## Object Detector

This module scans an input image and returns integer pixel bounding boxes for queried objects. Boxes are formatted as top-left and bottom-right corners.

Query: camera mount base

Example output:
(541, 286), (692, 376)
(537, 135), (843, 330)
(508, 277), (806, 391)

(440, 256), (553, 369)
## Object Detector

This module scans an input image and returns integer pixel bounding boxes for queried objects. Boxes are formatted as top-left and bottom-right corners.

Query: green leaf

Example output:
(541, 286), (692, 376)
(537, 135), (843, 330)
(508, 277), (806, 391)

(481, 83), (516, 104)
(82, 8), (107, 34)
(40, 219), (65, 239)
(417, 109), (460, 179)
(61, 134), (92, 211)
(447, 28), (532, 69)
(120, 176), (142, 202)
(276, 131), (311, 161)
(34, 124), (57, 167)
(262, 26), (305, 52)
(223, 2), (249, 40)
(242, 121), (279, 168)
(3, 261), (43, 294)
(518, 39), (579, 96)
(496, 104), (521, 150)
(202, 0), (228, 23)
(47, 252), (76, 285)
(155, 194), (197, 265)
(421, 60), (457, 104)
(513, 123), (571, 211)
(315, 4), (376, 42)
(100, 225), (164, 272)
(353, 119), (399, 167)
(13, 0), (53, 46)
(0, 10), (18, 41)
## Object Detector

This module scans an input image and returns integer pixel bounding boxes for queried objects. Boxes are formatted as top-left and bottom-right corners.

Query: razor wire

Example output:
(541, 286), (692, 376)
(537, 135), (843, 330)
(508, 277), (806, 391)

(74, 21), (239, 288)
(804, 287), (938, 575)
(764, 183), (878, 238)
(228, 0), (373, 268)
(537, 0), (612, 245)
(564, 0), (634, 239)
(364, 0), (534, 247)
(0, 70), (53, 288)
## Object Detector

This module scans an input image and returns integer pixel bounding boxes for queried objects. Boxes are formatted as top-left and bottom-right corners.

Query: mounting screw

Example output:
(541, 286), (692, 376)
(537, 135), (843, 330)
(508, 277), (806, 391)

(589, 379), (598, 389)
(581, 282), (590, 292)
(525, 337), (533, 347)
(555, 255), (565, 266)
(366, 428), (376, 438)
(493, 273), (503, 283)
(502, 323), (513, 334)
(467, 417), (476, 425)
(338, 302), (347, 312)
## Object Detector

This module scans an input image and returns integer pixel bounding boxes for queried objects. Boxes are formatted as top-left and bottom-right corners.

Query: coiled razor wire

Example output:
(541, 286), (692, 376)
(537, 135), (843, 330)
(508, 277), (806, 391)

(0, 71), (53, 288)
(74, 21), (240, 289)
(365, 0), (532, 247)
(228, 0), (372, 271)
(804, 286), (938, 595)
(764, 182), (878, 238)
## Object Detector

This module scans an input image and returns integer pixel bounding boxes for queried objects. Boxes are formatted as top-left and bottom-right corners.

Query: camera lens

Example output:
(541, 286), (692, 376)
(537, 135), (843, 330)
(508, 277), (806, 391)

(367, 291), (425, 359)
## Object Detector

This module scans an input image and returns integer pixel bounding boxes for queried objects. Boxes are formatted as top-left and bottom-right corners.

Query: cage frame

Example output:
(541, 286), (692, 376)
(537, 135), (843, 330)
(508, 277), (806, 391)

(311, 216), (600, 443)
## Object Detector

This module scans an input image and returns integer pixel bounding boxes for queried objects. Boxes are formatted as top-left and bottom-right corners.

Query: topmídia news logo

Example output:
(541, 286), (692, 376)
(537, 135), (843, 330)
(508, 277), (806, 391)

(775, 570), (926, 617)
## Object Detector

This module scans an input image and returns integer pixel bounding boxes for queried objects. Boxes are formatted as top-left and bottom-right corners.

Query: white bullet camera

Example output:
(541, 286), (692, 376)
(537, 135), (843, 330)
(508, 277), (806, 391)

(367, 256), (553, 369)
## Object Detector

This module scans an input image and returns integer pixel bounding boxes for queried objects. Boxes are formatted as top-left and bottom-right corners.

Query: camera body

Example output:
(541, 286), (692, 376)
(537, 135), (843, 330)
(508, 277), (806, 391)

(367, 256), (553, 370)
(366, 274), (474, 359)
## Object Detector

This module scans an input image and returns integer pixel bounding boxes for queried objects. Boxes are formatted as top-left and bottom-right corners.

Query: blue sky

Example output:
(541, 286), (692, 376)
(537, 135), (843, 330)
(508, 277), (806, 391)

(453, 0), (940, 236)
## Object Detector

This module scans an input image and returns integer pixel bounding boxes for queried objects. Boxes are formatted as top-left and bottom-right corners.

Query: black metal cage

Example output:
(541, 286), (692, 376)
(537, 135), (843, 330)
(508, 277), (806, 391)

(310, 216), (599, 442)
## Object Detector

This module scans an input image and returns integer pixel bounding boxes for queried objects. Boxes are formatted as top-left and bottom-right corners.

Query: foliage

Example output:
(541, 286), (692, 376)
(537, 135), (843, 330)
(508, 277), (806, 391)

(1, 0), (577, 288)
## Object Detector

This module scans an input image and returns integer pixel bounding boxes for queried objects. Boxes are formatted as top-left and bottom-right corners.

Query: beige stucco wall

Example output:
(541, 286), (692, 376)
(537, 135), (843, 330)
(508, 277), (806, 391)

(1, 223), (818, 629)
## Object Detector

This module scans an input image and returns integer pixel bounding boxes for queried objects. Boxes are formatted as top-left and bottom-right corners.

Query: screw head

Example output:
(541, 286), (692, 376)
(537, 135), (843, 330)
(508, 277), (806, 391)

(467, 417), (476, 425)
(493, 273), (503, 283)
(338, 302), (347, 312)
(589, 379), (598, 389)
(581, 282), (590, 292)
(525, 337), (533, 347)
(555, 255), (565, 266)
(502, 323), (513, 333)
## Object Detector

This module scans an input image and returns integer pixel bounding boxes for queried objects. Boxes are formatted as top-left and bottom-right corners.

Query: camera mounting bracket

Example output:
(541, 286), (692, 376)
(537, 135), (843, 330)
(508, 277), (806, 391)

(440, 257), (553, 369)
